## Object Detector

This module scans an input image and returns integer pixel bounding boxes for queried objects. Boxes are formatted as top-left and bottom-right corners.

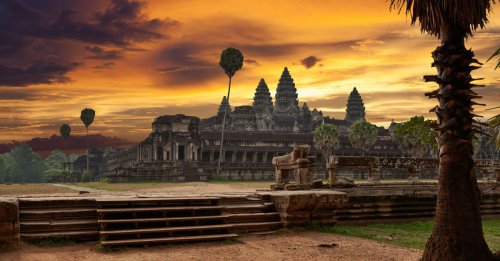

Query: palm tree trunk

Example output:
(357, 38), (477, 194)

(86, 127), (89, 174)
(216, 76), (232, 176)
(422, 28), (492, 261)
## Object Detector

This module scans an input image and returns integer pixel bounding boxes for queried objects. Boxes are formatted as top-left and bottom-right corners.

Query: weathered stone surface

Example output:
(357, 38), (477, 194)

(258, 190), (348, 227)
(0, 197), (18, 222)
(312, 179), (323, 188)
(0, 197), (19, 250)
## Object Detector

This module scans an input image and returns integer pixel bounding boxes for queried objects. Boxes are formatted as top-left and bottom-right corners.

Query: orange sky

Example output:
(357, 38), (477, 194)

(0, 0), (499, 143)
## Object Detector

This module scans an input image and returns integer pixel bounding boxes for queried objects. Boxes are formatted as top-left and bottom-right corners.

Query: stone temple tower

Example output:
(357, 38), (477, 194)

(253, 79), (274, 131)
(217, 96), (231, 116)
(273, 67), (299, 131)
(345, 87), (366, 125)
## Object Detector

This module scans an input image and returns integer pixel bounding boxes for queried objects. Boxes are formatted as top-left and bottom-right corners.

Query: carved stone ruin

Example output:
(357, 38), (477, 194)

(271, 145), (315, 190)
(328, 156), (499, 183)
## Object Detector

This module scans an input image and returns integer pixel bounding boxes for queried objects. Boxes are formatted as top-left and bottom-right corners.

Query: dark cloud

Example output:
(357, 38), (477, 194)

(154, 43), (223, 86)
(300, 56), (321, 69)
(93, 62), (115, 70)
(85, 46), (122, 60)
(0, 0), (176, 87)
(0, 62), (79, 87)
(245, 59), (259, 66)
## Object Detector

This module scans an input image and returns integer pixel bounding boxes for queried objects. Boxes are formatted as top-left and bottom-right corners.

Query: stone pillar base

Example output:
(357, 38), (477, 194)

(257, 190), (348, 227)
(0, 198), (20, 250)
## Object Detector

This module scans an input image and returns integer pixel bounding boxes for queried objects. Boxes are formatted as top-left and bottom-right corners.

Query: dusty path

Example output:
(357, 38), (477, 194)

(0, 230), (422, 261)
(52, 184), (109, 193)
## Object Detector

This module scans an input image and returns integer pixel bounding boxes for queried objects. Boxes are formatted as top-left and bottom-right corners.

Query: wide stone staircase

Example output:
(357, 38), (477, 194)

(18, 198), (99, 241)
(96, 197), (238, 246)
(220, 195), (283, 233)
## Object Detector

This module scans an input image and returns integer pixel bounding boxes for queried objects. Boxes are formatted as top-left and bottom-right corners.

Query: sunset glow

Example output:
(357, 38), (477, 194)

(1, 0), (499, 142)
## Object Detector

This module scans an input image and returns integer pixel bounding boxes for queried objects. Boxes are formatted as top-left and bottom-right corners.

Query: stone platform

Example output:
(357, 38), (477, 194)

(257, 190), (348, 227)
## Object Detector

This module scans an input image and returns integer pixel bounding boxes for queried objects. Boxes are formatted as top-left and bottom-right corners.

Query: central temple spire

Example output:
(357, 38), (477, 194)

(273, 67), (299, 132)
(345, 87), (365, 125)
(274, 67), (298, 113)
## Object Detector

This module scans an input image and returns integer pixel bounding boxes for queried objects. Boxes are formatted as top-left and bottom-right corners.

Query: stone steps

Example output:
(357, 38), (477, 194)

(19, 199), (99, 241)
(220, 196), (283, 233)
(97, 197), (237, 247)
(100, 233), (239, 246)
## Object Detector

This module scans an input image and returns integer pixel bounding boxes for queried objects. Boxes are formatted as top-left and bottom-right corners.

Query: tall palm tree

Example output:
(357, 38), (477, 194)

(80, 108), (95, 174)
(348, 120), (377, 157)
(390, 1), (495, 260)
(217, 48), (244, 176)
(313, 123), (340, 180)
(59, 124), (71, 171)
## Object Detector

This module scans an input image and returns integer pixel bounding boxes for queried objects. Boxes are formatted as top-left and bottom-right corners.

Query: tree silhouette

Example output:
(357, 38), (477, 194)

(217, 48), (244, 176)
(59, 124), (71, 171)
(348, 120), (377, 157)
(314, 123), (340, 179)
(486, 47), (499, 70)
(390, 1), (495, 259)
(80, 108), (95, 175)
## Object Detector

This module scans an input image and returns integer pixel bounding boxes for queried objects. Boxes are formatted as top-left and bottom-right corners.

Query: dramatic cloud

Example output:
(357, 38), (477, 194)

(0, 0), (175, 87)
(85, 46), (123, 60)
(300, 56), (321, 69)
(0, 63), (79, 87)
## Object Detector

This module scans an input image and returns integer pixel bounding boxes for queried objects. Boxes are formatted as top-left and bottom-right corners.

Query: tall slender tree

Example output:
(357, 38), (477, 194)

(390, 1), (495, 259)
(348, 120), (377, 156)
(314, 123), (340, 179)
(217, 48), (244, 176)
(59, 124), (71, 171)
(80, 108), (95, 174)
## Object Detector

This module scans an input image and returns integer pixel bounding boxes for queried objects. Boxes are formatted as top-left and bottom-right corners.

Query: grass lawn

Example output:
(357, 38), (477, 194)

(309, 220), (500, 251)
(0, 183), (76, 195)
(68, 180), (274, 192)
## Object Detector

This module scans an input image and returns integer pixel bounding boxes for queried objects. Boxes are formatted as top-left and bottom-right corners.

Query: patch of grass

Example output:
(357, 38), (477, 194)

(26, 237), (75, 247)
(223, 237), (242, 244)
(94, 242), (123, 252)
(309, 220), (500, 251)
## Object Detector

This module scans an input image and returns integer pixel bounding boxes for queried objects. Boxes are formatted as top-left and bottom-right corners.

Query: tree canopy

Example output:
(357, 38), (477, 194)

(391, 116), (438, 157)
(219, 48), (244, 78)
(348, 120), (378, 156)
(314, 123), (340, 162)
(80, 108), (95, 128)
(390, 0), (494, 38)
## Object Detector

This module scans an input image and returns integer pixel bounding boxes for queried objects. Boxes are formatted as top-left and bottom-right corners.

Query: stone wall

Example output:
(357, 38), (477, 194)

(0, 197), (19, 250)
(258, 191), (349, 227)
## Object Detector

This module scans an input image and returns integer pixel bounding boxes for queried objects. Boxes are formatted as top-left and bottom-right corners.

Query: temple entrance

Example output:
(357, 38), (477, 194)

(178, 145), (185, 160)
(156, 146), (163, 161)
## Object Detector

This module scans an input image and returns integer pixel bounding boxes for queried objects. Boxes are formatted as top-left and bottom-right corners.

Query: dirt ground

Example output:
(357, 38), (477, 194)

(0, 230), (422, 261)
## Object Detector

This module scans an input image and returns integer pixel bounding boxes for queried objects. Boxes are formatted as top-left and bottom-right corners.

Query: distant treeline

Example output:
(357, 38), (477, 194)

(0, 143), (80, 183)
(0, 134), (131, 155)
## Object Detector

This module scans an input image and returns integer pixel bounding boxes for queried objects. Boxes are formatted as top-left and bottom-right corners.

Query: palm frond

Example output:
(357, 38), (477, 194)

(486, 47), (500, 70)
(389, 0), (495, 37)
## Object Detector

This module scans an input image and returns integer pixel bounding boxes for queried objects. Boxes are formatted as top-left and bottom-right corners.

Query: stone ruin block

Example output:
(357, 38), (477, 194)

(271, 145), (315, 190)
(0, 197), (20, 249)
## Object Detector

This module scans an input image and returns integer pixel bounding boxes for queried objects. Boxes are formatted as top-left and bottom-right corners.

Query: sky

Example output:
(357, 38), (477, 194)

(0, 0), (499, 143)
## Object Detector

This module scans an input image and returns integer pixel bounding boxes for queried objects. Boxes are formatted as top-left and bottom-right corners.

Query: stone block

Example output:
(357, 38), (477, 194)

(0, 221), (19, 249)
(0, 197), (18, 222)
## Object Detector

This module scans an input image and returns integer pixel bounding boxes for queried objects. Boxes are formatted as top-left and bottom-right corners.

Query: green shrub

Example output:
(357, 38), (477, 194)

(80, 170), (92, 182)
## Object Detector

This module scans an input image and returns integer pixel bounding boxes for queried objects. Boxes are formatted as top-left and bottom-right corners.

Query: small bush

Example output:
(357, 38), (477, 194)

(80, 170), (92, 182)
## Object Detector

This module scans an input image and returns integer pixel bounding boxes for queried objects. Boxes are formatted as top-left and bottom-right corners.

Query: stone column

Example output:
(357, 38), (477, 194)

(368, 157), (381, 183)
(327, 155), (337, 184)
(231, 151), (236, 163)
(253, 152), (258, 163)
(408, 166), (420, 183)
(210, 151), (214, 162)
(243, 151), (247, 163)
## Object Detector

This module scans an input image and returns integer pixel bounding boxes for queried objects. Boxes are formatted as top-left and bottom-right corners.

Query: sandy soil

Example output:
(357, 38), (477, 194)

(0, 230), (422, 261)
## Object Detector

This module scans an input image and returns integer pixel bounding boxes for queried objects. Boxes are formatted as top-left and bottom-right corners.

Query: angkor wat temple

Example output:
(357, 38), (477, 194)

(103, 67), (402, 182)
